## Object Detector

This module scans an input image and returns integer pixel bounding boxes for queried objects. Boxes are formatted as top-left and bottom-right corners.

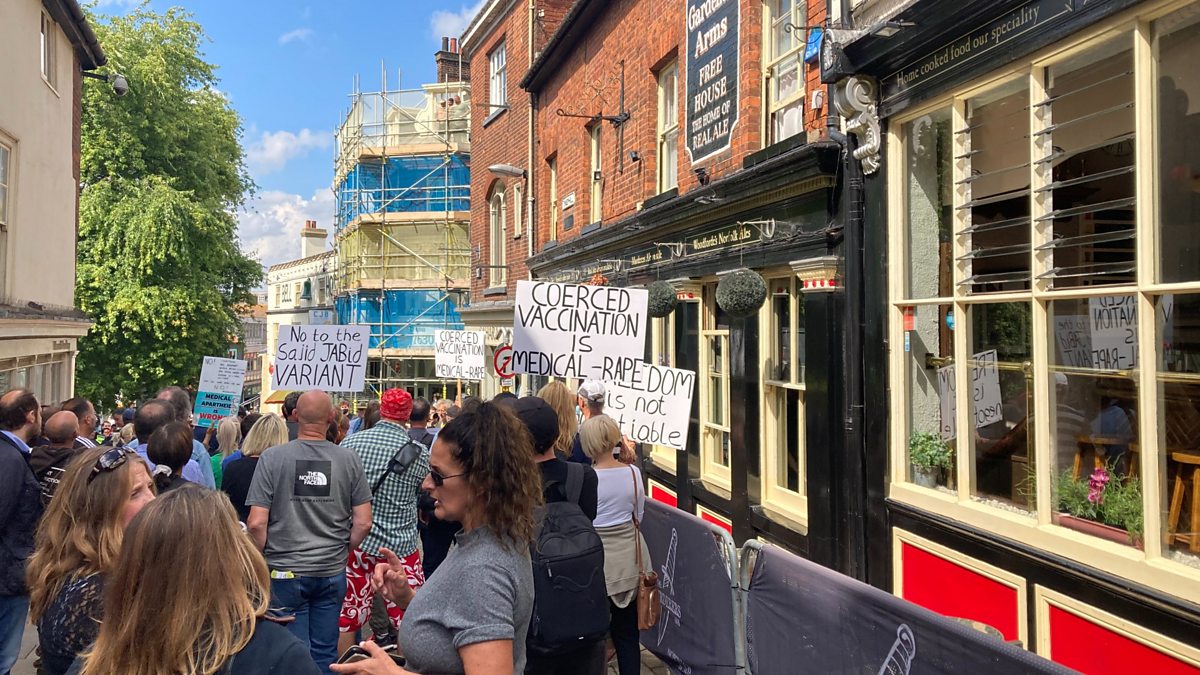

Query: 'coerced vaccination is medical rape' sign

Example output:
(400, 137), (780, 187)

(193, 356), (247, 427)
(604, 362), (696, 450)
(272, 324), (369, 392)
(434, 330), (487, 380)
(511, 280), (649, 379)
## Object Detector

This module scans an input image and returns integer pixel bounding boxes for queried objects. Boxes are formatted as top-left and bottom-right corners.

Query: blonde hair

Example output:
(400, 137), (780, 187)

(216, 417), (242, 458)
(27, 447), (151, 621)
(79, 486), (269, 675)
(537, 381), (578, 456)
(240, 413), (287, 458)
(580, 414), (622, 463)
(118, 423), (135, 445)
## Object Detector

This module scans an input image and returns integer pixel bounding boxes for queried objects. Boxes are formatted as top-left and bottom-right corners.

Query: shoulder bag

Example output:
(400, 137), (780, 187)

(628, 465), (661, 630)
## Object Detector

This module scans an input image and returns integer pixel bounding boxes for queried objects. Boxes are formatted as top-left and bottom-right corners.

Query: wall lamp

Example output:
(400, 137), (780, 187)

(870, 20), (916, 38)
(487, 164), (527, 178)
(82, 71), (130, 97)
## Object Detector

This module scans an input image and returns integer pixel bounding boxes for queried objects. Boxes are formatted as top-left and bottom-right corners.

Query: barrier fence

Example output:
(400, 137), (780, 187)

(637, 500), (1075, 675)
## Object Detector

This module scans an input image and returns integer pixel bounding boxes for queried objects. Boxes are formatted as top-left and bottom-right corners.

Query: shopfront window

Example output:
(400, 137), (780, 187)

(762, 277), (806, 518)
(649, 313), (677, 473)
(701, 285), (731, 487)
(889, 5), (1200, 594)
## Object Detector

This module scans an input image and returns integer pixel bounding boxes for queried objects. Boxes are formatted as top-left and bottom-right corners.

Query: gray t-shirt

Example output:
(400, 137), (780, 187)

(245, 438), (372, 577)
(399, 527), (534, 674)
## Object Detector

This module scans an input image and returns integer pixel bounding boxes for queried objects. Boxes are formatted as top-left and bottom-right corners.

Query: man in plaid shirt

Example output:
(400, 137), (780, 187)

(337, 388), (429, 654)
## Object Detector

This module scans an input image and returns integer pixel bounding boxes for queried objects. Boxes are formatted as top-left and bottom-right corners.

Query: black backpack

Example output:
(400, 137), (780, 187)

(527, 462), (610, 655)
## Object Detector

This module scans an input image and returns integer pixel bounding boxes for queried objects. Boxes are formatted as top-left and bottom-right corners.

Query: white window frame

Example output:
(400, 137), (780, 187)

(657, 61), (680, 192)
(548, 155), (559, 242)
(649, 313), (678, 473)
(489, 186), (507, 287)
(40, 11), (57, 90)
(590, 125), (603, 224)
(700, 286), (731, 489)
(763, 0), (806, 145)
(512, 182), (523, 238)
(886, 0), (1200, 607)
(761, 275), (807, 521)
(489, 41), (507, 108)
(0, 141), (11, 230)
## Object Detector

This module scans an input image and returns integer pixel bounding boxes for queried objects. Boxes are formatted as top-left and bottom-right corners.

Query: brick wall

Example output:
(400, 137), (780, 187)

(531, 0), (827, 250)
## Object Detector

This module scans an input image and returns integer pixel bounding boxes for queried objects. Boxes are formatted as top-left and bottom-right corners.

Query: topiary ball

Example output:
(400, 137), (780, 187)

(716, 269), (767, 319)
(647, 281), (678, 318)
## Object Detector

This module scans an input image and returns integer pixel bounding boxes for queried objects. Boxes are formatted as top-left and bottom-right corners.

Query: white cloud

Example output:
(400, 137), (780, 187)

(245, 128), (332, 176)
(278, 28), (314, 45)
(238, 189), (335, 270)
(430, 1), (485, 41)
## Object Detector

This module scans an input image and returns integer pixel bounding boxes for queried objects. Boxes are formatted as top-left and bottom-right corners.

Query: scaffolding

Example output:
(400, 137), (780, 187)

(333, 80), (471, 398)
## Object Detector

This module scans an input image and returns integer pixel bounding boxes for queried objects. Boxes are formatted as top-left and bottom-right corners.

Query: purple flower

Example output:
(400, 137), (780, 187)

(1087, 467), (1110, 505)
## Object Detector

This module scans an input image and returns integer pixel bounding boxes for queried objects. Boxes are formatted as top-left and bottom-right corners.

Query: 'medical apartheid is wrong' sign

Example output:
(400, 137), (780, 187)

(685, 0), (739, 163)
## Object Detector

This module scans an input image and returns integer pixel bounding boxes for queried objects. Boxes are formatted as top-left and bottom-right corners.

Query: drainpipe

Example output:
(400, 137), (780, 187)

(526, 0), (537, 265)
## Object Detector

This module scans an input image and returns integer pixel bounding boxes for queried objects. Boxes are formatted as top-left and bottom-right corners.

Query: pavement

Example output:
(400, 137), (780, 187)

(12, 621), (671, 674)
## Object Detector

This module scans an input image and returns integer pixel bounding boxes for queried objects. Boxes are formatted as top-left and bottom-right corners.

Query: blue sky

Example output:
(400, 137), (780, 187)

(91, 0), (484, 269)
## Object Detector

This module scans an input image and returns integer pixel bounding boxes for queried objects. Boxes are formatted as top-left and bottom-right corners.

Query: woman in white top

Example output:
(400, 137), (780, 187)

(582, 414), (651, 675)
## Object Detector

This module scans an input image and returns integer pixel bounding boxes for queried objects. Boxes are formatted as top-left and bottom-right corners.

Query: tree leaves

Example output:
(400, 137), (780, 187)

(76, 6), (261, 405)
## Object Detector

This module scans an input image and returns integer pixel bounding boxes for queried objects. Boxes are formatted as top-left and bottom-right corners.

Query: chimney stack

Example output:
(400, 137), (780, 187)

(300, 220), (328, 259)
(435, 36), (470, 84)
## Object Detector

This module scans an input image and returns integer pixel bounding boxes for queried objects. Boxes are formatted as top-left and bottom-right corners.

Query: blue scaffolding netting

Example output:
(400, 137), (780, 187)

(335, 155), (470, 231)
(335, 289), (465, 350)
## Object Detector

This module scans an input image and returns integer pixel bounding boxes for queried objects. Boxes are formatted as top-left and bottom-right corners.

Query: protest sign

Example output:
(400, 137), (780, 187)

(937, 364), (956, 441)
(1089, 295), (1138, 370)
(272, 324), (369, 392)
(434, 330), (487, 380)
(511, 280), (649, 379)
(193, 356), (247, 427)
(603, 362), (696, 450)
(1053, 315), (1093, 368)
(934, 349), (1003, 438)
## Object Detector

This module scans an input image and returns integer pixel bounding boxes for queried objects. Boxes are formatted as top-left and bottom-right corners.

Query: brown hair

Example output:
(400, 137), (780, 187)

(147, 422), (193, 489)
(436, 402), (542, 546)
(79, 486), (269, 675)
(537, 381), (578, 456)
(27, 446), (150, 621)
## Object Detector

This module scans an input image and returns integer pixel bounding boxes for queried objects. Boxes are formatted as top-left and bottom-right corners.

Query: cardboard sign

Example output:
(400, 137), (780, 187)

(511, 280), (649, 379)
(434, 330), (487, 380)
(193, 356), (247, 427)
(937, 364), (956, 441)
(1053, 315), (1093, 368)
(272, 324), (369, 392)
(604, 362), (696, 450)
(935, 349), (1004, 439)
(1089, 295), (1138, 370)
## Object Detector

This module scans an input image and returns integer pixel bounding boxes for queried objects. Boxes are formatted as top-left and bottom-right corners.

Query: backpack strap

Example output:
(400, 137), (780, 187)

(371, 440), (422, 494)
(563, 461), (585, 506)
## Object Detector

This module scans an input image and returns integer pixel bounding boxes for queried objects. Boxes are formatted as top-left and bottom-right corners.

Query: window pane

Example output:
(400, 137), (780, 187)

(969, 302), (1035, 515)
(708, 335), (725, 426)
(771, 99), (804, 144)
(664, 130), (678, 189)
(961, 79), (1031, 293)
(903, 303), (955, 490)
(781, 388), (802, 492)
(1041, 36), (1135, 288)
(1049, 297), (1140, 544)
(772, 55), (800, 103)
(770, 286), (791, 381)
(1156, 11), (1200, 284)
(904, 109), (953, 299)
(1156, 294), (1200, 562)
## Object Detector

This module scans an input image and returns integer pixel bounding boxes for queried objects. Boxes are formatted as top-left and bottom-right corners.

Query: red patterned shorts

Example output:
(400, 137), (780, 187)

(339, 547), (425, 633)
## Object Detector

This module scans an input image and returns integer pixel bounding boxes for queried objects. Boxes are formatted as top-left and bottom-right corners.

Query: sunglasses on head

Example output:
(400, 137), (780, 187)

(89, 447), (137, 483)
(428, 467), (468, 487)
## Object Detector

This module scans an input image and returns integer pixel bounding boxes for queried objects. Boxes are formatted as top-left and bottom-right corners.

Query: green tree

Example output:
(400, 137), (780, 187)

(76, 5), (261, 405)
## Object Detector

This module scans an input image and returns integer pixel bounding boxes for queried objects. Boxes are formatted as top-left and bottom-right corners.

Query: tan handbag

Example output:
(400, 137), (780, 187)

(629, 466), (661, 630)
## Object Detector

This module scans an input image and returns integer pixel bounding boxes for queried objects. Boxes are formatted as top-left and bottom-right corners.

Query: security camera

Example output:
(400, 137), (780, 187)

(110, 74), (130, 97)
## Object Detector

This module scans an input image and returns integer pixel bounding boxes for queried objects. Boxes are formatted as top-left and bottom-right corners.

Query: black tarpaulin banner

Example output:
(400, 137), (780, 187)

(743, 544), (1077, 675)
(638, 499), (739, 675)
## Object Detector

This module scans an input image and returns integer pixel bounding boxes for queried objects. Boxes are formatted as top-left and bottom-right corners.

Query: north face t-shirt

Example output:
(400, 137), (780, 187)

(246, 438), (372, 577)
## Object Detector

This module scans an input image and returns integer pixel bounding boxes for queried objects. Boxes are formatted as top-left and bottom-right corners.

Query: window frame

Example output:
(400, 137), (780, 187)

(656, 61), (680, 192)
(760, 275), (808, 521)
(488, 185), (507, 288)
(649, 313), (678, 473)
(885, 0), (1200, 607)
(0, 140), (11, 230)
(40, 11), (57, 90)
(762, 0), (806, 145)
(512, 182), (523, 239)
(489, 41), (507, 109)
(589, 124), (603, 224)
(547, 155), (559, 242)
(700, 286), (732, 489)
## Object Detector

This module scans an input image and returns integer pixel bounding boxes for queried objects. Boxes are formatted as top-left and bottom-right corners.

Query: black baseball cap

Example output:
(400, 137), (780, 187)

(513, 396), (559, 454)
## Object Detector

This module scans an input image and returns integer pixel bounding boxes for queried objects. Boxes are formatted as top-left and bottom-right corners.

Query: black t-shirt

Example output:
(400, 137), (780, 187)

(538, 457), (599, 521)
(221, 456), (260, 522)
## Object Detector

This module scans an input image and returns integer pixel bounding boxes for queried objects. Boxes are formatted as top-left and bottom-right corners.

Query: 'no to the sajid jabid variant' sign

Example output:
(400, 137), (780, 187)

(272, 324), (369, 392)
(434, 330), (487, 381)
(512, 280), (649, 379)
(193, 356), (247, 428)
(685, 0), (739, 162)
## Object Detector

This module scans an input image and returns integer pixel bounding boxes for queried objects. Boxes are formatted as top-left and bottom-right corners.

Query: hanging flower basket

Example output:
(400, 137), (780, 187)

(716, 269), (767, 318)
(647, 281), (678, 318)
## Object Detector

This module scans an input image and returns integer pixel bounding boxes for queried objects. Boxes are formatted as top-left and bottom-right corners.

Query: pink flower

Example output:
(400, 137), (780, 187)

(1087, 467), (1110, 505)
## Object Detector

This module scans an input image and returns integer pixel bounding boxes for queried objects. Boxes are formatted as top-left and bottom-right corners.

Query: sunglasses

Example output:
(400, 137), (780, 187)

(428, 467), (468, 487)
(89, 447), (137, 483)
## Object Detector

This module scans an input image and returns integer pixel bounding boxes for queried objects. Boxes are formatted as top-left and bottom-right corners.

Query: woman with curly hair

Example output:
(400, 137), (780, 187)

(73, 485), (320, 675)
(26, 445), (156, 675)
(333, 402), (543, 675)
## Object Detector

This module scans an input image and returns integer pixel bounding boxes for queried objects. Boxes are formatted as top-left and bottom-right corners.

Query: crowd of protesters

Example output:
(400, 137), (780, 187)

(0, 378), (652, 675)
